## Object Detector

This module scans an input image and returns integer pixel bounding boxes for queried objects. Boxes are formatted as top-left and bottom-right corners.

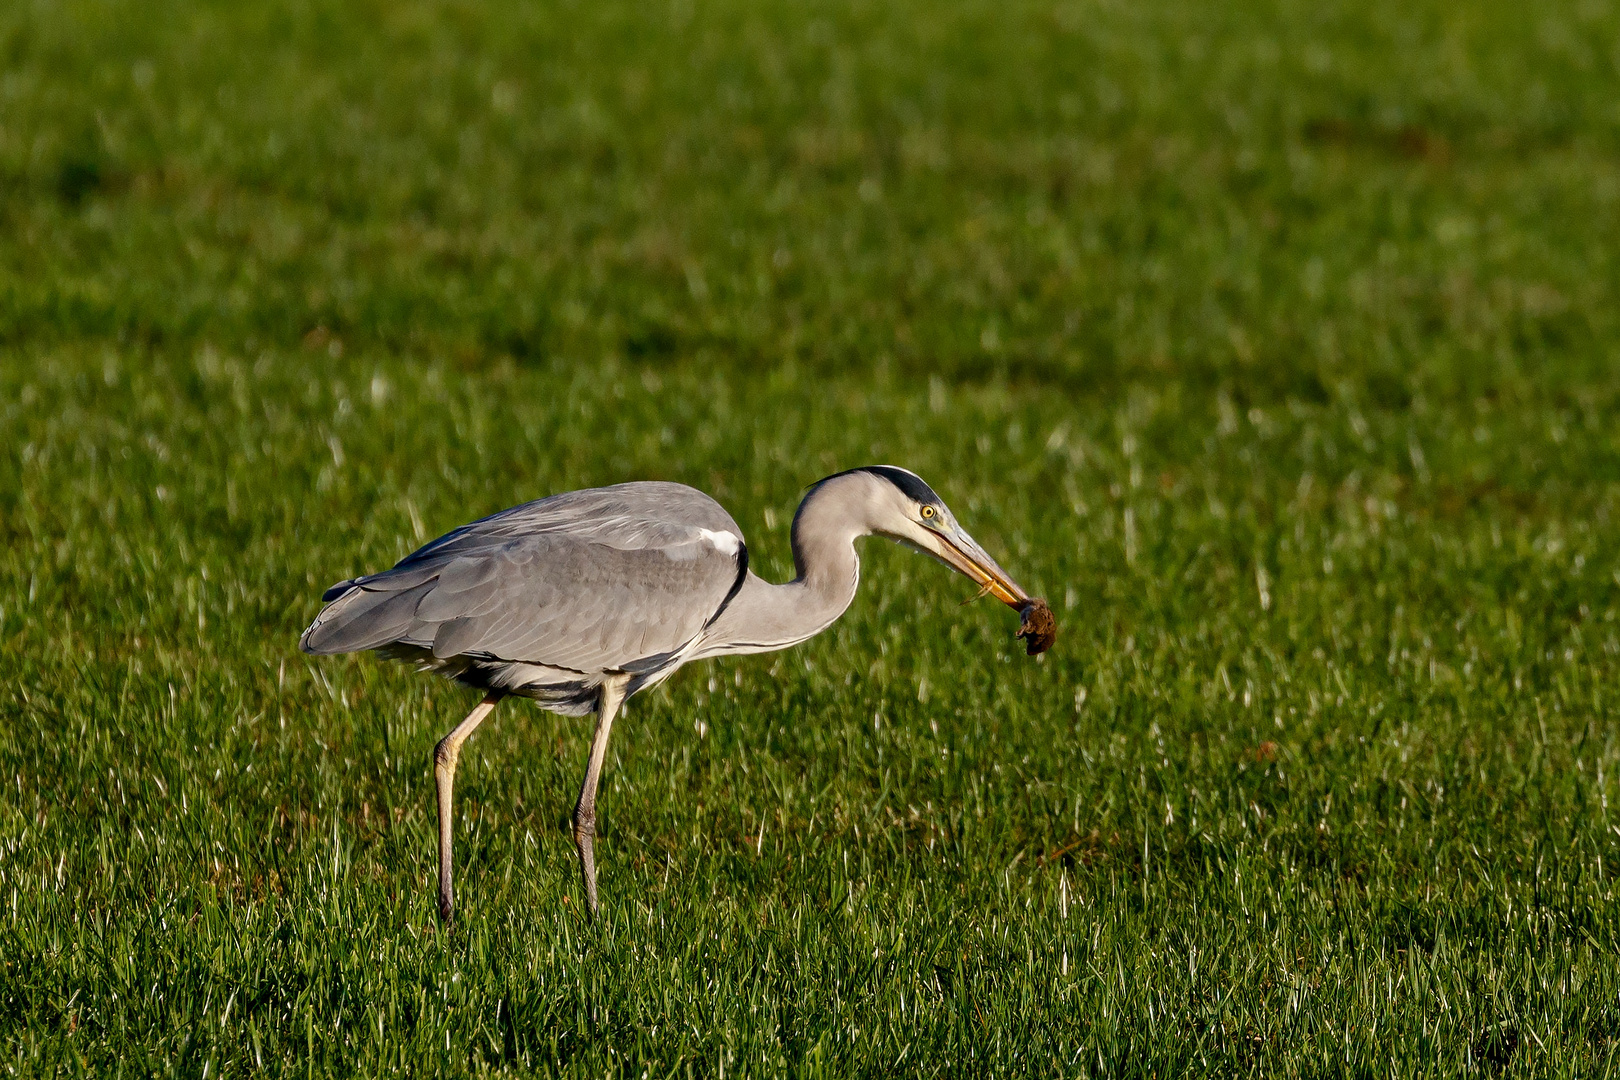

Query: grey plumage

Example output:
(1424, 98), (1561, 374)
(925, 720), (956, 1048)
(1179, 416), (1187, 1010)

(300, 467), (1046, 920)
(301, 482), (746, 713)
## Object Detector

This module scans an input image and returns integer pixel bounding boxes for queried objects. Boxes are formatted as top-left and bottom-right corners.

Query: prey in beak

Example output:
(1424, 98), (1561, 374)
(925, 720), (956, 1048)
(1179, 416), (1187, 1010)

(921, 519), (1057, 656)
(852, 464), (1057, 655)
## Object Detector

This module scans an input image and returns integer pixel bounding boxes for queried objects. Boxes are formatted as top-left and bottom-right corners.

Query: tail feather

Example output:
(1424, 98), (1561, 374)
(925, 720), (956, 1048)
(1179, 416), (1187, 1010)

(300, 580), (436, 655)
(321, 579), (358, 602)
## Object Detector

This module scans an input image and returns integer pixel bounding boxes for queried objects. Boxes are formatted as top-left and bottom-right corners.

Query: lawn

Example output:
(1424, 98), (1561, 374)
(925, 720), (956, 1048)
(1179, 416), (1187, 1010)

(3, 0), (1620, 1074)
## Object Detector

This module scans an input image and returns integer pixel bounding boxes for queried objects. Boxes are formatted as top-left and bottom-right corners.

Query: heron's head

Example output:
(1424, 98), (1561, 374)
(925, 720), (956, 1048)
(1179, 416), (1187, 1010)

(822, 465), (1034, 609)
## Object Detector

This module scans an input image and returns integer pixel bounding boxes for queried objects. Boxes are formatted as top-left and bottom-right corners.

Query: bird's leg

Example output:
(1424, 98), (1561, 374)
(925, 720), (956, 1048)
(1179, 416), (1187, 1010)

(434, 693), (502, 924)
(573, 674), (631, 920)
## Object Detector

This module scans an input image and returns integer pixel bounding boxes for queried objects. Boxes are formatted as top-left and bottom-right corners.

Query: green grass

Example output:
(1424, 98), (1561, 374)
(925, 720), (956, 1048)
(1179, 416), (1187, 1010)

(4, 0), (1620, 1074)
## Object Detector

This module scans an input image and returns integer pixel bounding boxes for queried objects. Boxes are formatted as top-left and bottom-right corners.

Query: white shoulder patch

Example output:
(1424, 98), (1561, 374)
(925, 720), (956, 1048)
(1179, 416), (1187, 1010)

(698, 528), (741, 556)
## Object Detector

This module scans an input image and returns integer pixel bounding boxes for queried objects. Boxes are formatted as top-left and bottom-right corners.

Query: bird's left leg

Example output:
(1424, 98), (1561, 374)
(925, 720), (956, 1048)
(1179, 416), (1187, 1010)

(434, 692), (502, 923)
(573, 674), (631, 920)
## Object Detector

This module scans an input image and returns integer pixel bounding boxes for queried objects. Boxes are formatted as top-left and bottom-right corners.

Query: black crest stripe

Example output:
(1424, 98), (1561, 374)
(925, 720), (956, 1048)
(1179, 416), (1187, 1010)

(859, 465), (941, 506)
(809, 465), (941, 506)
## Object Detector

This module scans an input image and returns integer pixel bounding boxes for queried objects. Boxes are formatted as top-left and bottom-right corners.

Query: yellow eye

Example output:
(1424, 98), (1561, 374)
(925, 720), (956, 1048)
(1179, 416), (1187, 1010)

(920, 505), (935, 519)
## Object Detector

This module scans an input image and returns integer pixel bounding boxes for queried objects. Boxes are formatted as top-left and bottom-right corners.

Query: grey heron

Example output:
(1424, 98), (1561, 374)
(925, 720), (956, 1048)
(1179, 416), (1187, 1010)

(300, 466), (1054, 920)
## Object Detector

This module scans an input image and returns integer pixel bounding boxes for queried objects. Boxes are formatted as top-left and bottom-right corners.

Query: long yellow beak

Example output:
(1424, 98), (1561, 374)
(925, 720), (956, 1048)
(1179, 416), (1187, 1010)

(932, 527), (1030, 608)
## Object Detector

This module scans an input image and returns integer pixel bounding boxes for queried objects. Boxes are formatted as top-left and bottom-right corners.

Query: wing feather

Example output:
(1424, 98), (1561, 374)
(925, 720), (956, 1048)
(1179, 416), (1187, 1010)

(300, 482), (747, 677)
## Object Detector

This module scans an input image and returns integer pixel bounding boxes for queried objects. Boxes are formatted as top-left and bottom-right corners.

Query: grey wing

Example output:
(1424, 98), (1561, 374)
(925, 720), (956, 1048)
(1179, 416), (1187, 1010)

(389, 481), (742, 567)
(300, 482), (747, 679)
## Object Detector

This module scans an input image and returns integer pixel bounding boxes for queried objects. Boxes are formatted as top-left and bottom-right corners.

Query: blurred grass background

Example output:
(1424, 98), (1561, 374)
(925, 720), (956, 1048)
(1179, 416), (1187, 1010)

(3, 0), (1620, 1074)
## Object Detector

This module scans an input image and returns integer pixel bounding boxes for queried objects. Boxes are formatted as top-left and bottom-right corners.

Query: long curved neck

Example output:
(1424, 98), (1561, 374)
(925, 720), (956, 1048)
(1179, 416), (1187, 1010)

(694, 477), (874, 657)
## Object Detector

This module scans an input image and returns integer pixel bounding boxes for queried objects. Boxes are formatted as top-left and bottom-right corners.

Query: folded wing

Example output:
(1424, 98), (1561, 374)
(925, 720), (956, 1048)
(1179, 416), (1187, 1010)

(300, 482), (747, 676)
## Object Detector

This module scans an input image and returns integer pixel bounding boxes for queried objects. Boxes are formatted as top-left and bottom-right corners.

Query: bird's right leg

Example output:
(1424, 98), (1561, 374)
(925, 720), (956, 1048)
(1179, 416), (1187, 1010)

(573, 674), (630, 920)
(434, 693), (502, 923)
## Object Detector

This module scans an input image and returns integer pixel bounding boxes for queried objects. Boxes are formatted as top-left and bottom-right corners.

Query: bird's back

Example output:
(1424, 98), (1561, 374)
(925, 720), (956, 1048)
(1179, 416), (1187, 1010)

(300, 482), (748, 711)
